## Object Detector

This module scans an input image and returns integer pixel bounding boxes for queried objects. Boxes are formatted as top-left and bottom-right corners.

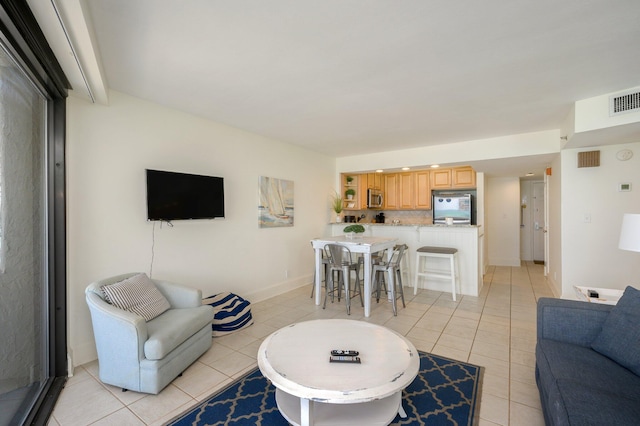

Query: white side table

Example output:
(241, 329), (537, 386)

(573, 286), (624, 305)
(257, 319), (420, 426)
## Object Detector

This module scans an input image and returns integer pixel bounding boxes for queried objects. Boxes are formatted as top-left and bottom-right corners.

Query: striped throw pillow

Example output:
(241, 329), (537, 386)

(203, 293), (253, 336)
(102, 273), (171, 321)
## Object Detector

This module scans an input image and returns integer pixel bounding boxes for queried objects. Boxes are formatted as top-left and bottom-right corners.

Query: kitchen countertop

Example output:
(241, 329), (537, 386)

(332, 222), (481, 228)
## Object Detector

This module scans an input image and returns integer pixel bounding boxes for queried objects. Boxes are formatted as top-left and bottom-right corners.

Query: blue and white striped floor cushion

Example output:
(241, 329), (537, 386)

(203, 292), (253, 336)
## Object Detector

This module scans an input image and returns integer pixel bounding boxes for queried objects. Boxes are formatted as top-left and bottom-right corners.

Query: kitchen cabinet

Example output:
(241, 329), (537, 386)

(431, 168), (452, 189)
(367, 173), (383, 190)
(431, 166), (476, 189)
(414, 170), (431, 209)
(399, 172), (414, 209)
(452, 166), (476, 188)
(357, 173), (369, 209)
(387, 172), (414, 209)
(340, 167), (472, 211)
(384, 173), (399, 209)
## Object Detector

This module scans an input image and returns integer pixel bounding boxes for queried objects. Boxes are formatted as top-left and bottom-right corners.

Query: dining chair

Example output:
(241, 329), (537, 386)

(322, 244), (341, 304)
(371, 244), (407, 315)
(310, 242), (331, 298)
(323, 243), (363, 315)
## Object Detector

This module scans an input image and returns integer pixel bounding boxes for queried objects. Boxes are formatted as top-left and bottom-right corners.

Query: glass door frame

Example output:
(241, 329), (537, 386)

(0, 0), (69, 423)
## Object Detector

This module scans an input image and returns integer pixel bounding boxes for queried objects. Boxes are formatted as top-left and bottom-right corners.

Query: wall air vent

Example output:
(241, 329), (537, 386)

(610, 90), (640, 116)
(577, 150), (600, 168)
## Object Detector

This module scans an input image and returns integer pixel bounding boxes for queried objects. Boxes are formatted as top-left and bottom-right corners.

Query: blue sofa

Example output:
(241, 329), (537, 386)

(535, 290), (640, 425)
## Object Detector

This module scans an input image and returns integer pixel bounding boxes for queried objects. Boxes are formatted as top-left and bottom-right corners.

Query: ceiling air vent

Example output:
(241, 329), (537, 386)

(610, 90), (640, 116)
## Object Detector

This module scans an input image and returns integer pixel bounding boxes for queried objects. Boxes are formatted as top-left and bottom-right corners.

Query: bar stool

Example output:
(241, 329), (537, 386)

(371, 245), (411, 299)
(310, 242), (331, 298)
(323, 244), (363, 315)
(372, 244), (407, 315)
(399, 245), (411, 285)
(414, 246), (459, 301)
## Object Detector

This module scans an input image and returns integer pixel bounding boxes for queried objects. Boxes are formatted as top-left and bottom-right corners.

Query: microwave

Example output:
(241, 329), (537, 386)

(367, 189), (384, 209)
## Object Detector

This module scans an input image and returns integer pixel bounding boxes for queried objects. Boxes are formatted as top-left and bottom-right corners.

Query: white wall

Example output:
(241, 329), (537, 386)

(547, 155), (562, 297)
(67, 91), (335, 366)
(486, 177), (521, 266)
(336, 129), (560, 173)
(65, 89), (640, 367)
(560, 141), (640, 298)
(574, 86), (640, 133)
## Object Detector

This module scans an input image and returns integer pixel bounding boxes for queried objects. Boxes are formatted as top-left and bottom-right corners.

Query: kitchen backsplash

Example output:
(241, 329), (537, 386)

(347, 210), (433, 225)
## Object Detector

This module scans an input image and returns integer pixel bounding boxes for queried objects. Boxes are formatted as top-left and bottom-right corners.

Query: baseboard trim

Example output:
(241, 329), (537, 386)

(244, 274), (312, 304)
(487, 257), (521, 267)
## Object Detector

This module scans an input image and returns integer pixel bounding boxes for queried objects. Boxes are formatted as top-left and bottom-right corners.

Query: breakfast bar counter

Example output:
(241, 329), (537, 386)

(311, 236), (397, 317)
(329, 223), (484, 297)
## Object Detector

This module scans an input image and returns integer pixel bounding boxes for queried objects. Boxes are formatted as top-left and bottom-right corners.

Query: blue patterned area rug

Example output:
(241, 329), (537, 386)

(167, 351), (483, 426)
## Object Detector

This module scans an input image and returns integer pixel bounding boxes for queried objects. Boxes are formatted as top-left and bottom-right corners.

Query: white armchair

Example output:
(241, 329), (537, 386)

(85, 273), (214, 394)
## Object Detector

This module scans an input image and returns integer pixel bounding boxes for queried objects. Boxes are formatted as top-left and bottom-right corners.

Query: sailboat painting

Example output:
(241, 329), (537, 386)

(258, 176), (294, 228)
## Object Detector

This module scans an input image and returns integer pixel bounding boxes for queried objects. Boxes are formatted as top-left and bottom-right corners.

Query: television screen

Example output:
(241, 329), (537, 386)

(146, 169), (225, 221)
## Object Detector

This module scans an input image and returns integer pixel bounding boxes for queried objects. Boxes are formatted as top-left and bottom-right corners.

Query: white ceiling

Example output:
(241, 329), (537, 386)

(29, 0), (640, 176)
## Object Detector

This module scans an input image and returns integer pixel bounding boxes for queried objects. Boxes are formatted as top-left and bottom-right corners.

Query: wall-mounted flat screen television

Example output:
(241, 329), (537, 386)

(146, 169), (225, 221)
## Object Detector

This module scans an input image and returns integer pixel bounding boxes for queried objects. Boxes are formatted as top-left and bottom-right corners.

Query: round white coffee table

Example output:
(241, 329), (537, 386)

(257, 319), (419, 426)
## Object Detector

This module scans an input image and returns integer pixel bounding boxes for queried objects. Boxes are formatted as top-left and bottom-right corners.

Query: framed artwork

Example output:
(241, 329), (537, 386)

(259, 176), (294, 228)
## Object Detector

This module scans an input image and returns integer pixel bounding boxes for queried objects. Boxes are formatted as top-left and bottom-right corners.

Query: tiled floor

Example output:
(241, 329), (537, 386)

(49, 262), (553, 425)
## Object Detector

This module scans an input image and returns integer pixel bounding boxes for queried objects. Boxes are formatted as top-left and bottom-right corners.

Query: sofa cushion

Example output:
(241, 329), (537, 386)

(537, 339), (640, 401)
(591, 286), (640, 376)
(553, 379), (640, 425)
(537, 338), (640, 426)
(102, 273), (171, 321)
(144, 305), (214, 360)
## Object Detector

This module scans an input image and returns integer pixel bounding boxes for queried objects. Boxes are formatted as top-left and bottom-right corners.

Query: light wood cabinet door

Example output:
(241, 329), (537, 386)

(415, 170), (431, 209)
(431, 168), (452, 189)
(384, 173), (399, 209)
(367, 173), (382, 190)
(452, 166), (476, 188)
(358, 173), (369, 209)
(399, 172), (414, 209)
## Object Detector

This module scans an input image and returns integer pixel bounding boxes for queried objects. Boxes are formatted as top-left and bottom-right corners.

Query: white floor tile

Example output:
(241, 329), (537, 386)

(54, 261), (552, 426)
(128, 385), (192, 424)
(480, 393), (509, 425)
(52, 377), (124, 425)
(481, 373), (509, 399)
(172, 361), (229, 399)
(89, 408), (145, 426)
(509, 401), (546, 426)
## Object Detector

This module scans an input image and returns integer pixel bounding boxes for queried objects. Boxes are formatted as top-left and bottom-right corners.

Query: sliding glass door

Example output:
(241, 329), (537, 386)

(0, 45), (48, 425)
(0, 0), (69, 424)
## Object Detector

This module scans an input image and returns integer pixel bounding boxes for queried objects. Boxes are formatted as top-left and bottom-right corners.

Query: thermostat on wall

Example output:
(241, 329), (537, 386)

(618, 183), (632, 192)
